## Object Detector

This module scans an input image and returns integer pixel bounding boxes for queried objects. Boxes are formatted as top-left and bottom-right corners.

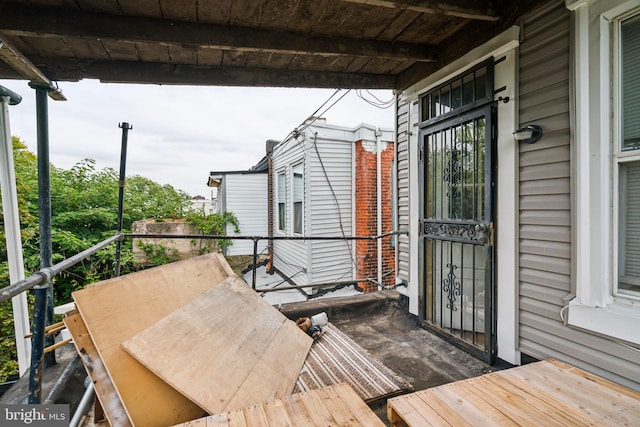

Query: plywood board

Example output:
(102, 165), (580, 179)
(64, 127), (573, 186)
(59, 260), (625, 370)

(122, 275), (312, 415)
(72, 253), (234, 427)
(64, 310), (132, 427)
(173, 383), (385, 427)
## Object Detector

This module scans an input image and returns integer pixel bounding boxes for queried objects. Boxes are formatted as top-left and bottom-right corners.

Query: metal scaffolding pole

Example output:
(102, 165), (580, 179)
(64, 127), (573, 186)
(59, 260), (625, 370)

(114, 122), (132, 277)
(29, 84), (55, 403)
(0, 85), (31, 375)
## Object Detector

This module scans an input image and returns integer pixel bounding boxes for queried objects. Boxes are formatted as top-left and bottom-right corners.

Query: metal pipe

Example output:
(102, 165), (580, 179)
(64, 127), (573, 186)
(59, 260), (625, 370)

(69, 380), (94, 427)
(256, 279), (371, 293)
(376, 129), (383, 292)
(0, 90), (31, 375)
(28, 287), (47, 403)
(43, 353), (82, 404)
(28, 84), (54, 403)
(114, 122), (132, 277)
(34, 85), (56, 368)
(124, 232), (403, 241)
(252, 238), (258, 290)
(0, 234), (121, 304)
(0, 85), (22, 105)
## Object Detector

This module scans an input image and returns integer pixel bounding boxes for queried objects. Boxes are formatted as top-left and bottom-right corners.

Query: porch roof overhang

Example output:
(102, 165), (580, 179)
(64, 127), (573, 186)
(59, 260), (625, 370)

(0, 0), (549, 92)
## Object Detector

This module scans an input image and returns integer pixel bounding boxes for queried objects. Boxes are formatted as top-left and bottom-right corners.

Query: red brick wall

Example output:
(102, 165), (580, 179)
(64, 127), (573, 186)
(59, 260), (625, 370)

(354, 139), (395, 292)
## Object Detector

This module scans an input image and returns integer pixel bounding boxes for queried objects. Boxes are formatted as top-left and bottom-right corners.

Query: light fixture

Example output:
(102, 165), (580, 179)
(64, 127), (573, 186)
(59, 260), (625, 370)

(513, 125), (543, 144)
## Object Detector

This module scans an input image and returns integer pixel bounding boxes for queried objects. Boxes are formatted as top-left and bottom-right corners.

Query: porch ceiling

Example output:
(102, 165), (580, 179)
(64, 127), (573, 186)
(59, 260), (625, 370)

(0, 0), (547, 91)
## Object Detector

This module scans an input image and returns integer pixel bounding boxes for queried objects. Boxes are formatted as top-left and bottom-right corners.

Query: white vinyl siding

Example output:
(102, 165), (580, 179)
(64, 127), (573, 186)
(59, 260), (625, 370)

(223, 173), (268, 256)
(395, 98), (411, 283)
(271, 123), (385, 287)
(308, 131), (353, 285)
(272, 138), (310, 284)
(519, 0), (639, 390)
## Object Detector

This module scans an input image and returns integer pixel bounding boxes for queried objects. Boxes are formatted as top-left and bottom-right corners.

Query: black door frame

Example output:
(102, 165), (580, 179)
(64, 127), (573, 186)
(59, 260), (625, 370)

(417, 102), (497, 364)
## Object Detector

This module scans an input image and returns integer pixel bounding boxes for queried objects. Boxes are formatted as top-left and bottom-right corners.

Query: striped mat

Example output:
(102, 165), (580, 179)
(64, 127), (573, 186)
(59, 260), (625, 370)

(294, 323), (413, 402)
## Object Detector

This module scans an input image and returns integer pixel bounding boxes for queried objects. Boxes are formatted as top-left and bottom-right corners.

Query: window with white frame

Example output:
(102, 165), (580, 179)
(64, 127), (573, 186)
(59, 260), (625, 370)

(292, 163), (304, 234)
(277, 170), (286, 232)
(566, 0), (640, 345)
(616, 13), (640, 298)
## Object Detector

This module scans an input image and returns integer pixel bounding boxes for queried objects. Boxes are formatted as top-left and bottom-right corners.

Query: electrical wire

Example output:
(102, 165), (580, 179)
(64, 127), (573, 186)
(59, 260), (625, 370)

(274, 89), (346, 153)
(355, 89), (395, 109)
(311, 133), (362, 277)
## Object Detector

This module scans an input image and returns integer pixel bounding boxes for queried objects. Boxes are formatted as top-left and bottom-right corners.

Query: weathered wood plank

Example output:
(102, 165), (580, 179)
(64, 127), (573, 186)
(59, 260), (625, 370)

(433, 381), (518, 426)
(416, 390), (473, 426)
(387, 360), (640, 427)
(176, 384), (381, 427)
(72, 253), (233, 427)
(63, 311), (132, 427)
(122, 276), (312, 416)
(341, 0), (498, 21)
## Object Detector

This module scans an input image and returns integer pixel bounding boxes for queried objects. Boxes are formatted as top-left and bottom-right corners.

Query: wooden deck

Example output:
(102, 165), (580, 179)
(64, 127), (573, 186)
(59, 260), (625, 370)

(387, 359), (640, 426)
(174, 383), (385, 426)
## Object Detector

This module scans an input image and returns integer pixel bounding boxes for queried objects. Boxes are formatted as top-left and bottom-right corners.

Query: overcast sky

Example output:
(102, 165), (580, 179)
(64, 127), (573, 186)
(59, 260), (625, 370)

(1, 79), (395, 197)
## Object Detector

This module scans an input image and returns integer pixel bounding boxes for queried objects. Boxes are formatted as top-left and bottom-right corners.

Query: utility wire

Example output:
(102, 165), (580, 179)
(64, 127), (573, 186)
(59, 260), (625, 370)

(355, 89), (395, 109)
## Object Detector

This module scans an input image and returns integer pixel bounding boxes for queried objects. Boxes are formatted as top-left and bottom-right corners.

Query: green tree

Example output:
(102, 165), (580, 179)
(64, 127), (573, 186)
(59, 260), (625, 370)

(1, 137), (231, 381)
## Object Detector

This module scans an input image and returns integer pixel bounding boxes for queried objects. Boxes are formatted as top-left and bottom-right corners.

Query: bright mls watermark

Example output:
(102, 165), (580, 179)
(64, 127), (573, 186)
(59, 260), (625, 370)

(0, 404), (68, 426)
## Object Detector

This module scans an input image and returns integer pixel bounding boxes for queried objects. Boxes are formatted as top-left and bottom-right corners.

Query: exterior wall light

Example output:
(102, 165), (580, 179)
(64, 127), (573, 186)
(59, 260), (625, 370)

(513, 125), (543, 144)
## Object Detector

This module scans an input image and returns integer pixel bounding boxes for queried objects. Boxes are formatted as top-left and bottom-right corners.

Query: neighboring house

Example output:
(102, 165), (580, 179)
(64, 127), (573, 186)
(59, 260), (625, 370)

(395, 0), (640, 390)
(271, 119), (395, 292)
(207, 152), (269, 257)
(190, 194), (215, 215)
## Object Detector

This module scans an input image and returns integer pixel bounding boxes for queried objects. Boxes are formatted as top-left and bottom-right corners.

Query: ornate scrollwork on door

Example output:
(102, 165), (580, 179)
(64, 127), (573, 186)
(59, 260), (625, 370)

(422, 221), (478, 241)
(443, 263), (461, 310)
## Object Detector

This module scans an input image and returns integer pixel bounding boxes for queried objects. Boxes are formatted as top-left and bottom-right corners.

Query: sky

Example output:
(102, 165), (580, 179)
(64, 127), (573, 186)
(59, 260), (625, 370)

(0, 79), (395, 197)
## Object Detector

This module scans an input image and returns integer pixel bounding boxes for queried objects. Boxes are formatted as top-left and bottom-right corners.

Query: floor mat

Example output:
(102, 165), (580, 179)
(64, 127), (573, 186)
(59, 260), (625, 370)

(294, 323), (413, 402)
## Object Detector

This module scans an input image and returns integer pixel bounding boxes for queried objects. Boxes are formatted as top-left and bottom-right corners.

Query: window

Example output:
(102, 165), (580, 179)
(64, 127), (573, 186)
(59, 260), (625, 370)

(565, 0), (640, 345)
(277, 171), (286, 231)
(616, 14), (640, 297)
(292, 163), (303, 234)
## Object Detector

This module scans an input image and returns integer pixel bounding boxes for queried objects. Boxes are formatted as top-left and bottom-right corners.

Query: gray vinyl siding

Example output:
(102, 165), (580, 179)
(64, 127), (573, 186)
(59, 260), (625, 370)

(272, 139), (310, 284)
(308, 133), (354, 285)
(223, 173), (268, 256)
(518, 0), (640, 389)
(396, 97), (410, 283)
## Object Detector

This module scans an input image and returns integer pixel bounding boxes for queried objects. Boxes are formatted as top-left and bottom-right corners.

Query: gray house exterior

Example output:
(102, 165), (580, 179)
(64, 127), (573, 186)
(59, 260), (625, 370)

(208, 166), (269, 257)
(272, 120), (394, 289)
(395, 0), (640, 390)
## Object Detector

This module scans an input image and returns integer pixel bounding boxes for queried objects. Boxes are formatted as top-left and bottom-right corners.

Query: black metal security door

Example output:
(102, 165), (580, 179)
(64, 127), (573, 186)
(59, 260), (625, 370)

(420, 105), (496, 363)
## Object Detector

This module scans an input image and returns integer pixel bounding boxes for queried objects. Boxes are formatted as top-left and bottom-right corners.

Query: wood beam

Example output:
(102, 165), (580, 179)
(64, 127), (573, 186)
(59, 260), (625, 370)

(395, 0), (545, 90)
(35, 58), (397, 89)
(0, 4), (437, 62)
(341, 0), (499, 21)
(0, 34), (66, 100)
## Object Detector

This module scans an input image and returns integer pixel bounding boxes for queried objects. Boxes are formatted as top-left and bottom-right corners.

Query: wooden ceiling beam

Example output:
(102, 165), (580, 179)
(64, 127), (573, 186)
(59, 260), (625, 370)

(341, 0), (499, 21)
(0, 4), (437, 62)
(34, 58), (397, 89)
(0, 34), (66, 100)
(396, 0), (544, 90)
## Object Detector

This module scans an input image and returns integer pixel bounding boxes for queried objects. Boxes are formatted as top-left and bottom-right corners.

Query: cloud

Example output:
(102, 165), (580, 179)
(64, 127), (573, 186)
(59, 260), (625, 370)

(1, 79), (394, 196)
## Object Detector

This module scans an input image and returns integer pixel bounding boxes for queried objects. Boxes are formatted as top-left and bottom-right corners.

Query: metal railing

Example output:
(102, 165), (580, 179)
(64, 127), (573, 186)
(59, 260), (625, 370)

(0, 230), (406, 407)
(0, 234), (123, 403)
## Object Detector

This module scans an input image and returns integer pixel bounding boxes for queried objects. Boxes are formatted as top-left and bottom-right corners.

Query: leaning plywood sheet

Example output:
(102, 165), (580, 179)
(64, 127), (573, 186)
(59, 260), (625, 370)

(122, 275), (313, 415)
(72, 253), (234, 427)
(64, 310), (132, 427)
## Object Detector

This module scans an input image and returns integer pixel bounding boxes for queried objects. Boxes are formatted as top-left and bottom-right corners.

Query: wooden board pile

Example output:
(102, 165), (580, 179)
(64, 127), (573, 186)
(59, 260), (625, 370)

(64, 253), (317, 427)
